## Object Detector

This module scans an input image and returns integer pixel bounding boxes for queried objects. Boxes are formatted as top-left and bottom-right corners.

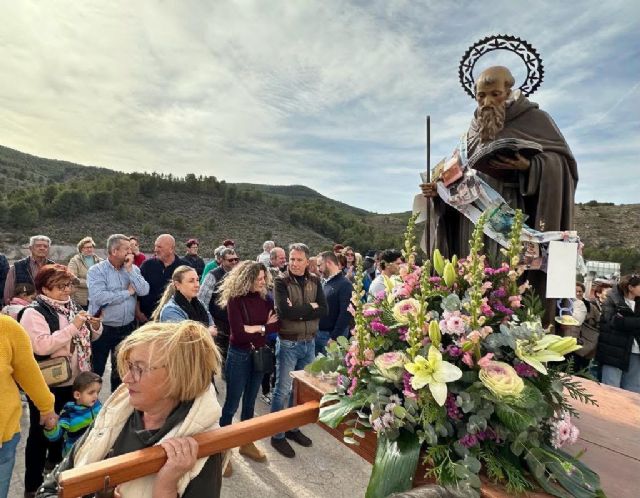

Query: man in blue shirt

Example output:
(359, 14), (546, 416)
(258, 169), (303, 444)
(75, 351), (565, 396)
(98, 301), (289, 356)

(88, 234), (149, 391)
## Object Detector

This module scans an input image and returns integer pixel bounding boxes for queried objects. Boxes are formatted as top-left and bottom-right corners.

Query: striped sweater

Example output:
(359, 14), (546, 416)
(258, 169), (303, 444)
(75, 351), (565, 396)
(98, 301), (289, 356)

(45, 400), (102, 455)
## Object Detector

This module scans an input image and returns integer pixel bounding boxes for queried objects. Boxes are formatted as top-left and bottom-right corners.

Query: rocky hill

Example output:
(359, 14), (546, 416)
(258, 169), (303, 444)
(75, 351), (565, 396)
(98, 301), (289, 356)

(0, 145), (407, 258)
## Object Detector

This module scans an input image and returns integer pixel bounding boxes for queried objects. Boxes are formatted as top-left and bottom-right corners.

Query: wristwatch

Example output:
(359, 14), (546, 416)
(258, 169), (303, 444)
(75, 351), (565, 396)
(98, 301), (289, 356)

(261, 325), (266, 335)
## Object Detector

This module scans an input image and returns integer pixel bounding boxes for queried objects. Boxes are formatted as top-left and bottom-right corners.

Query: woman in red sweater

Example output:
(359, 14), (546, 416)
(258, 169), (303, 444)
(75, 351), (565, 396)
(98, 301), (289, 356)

(216, 261), (279, 472)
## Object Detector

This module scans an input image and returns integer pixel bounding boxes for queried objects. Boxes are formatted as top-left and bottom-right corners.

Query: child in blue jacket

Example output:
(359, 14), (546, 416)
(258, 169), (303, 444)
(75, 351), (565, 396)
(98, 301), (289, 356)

(45, 371), (103, 455)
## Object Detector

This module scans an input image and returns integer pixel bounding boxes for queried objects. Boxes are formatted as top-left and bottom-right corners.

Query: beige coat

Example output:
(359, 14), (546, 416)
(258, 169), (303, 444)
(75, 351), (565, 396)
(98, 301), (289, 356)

(74, 383), (221, 496)
(68, 253), (102, 306)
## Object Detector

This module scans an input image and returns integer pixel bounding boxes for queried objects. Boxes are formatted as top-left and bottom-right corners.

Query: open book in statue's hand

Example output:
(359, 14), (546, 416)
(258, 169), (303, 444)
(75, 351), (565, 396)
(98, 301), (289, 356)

(468, 138), (543, 179)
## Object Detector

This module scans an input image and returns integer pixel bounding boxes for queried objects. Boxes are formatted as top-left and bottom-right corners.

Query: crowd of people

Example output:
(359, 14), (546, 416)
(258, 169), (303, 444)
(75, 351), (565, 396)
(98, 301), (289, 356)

(1, 233), (639, 498)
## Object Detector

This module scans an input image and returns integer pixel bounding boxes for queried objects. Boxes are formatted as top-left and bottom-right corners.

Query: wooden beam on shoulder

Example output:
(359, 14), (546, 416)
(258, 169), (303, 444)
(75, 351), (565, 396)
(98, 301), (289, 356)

(58, 400), (320, 498)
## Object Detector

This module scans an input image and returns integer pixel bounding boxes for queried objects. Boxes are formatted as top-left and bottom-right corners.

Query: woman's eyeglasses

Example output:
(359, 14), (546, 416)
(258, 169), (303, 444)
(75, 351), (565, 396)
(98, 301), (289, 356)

(55, 282), (74, 290)
(124, 361), (164, 382)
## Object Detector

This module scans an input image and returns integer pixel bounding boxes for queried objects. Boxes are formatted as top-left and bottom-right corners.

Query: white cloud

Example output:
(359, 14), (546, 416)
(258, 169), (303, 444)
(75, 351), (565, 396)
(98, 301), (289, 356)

(0, 0), (638, 212)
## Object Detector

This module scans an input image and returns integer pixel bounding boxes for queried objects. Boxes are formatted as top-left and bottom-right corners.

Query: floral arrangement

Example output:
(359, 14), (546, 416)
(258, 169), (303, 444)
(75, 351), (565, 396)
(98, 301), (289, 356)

(307, 212), (604, 498)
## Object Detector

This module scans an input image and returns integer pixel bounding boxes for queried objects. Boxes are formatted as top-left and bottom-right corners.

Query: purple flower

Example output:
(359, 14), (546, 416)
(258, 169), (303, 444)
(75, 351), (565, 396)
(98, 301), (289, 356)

(398, 327), (409, 341)
(370, 320), (390, 335)
(446, 345), (463, 357)
(459, 433), (478, 448)
(491, 287), (507, 298)
(476, 427), (497, 442)
(402, 371), (417, 399)
(493, 303), (514, 315)
(375, 290), (387, 300)
(514, 362), (539, 378)
(429, 276), (442, 283)
(445, 393), (462, 420)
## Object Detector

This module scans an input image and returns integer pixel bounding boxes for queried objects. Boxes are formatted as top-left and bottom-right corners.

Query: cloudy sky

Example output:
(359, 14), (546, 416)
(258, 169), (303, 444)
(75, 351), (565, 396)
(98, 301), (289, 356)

(1, 0), (638, 213)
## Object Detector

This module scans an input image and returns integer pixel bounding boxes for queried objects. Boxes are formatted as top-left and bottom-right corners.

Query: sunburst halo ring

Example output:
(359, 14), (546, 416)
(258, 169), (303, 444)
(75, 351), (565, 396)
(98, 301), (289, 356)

(458, 34), (544, 99)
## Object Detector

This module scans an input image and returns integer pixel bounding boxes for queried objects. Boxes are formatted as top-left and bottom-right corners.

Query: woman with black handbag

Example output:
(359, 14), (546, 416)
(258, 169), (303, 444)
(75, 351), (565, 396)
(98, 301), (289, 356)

(18, 264), (102, 497)
(216, 261), (279, 475)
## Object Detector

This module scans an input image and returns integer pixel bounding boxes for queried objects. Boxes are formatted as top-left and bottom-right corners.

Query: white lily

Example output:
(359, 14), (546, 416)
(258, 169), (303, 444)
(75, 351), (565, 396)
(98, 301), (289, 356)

(515, 334), (581, 375)
(404, 346), (462, 406)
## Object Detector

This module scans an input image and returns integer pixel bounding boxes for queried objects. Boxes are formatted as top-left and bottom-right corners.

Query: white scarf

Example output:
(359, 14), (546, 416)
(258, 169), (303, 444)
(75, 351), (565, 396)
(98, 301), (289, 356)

(74, 384), (221, 497)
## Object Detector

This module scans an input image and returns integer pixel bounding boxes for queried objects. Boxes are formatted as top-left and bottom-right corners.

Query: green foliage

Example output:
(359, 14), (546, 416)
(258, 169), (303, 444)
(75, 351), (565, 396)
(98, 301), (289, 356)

(8, 201), (38, 227)
(495, 402), (537, 433)
(539, 360), (599, 417)
(366, 431), (422, 498)
(319, 392), (368, 429)
(480, 449), (533, 494)
(584, 246), (640, 274)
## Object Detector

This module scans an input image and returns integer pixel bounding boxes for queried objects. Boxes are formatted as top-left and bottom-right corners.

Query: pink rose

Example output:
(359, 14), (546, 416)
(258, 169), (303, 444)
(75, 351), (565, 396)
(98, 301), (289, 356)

(477, 353), (494, 369)
(467, 330), (482, 343)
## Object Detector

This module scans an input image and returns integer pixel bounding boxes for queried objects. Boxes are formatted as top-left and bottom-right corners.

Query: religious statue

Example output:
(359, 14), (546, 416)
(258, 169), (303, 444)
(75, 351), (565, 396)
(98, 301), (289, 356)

(421, 36), (578, 260)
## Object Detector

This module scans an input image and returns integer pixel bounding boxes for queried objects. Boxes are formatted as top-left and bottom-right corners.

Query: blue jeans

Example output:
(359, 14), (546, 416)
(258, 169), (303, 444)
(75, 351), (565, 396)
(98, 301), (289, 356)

(0, 433), (20, 498)
(270, 337), (316, 439)
(602, 353), (640, 394)
(315, 330), (332, 356)
(220, 346), (263, 427)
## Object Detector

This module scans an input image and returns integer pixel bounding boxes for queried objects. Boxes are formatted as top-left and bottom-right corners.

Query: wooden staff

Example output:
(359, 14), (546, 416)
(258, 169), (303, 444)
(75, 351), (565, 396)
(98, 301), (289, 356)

(58, 401), (320, 498)
(425, 115), (432, 256)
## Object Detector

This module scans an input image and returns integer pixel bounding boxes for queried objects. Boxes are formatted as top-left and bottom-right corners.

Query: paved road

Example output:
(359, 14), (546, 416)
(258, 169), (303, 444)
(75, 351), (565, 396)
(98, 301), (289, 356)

(9, 361), (371, 498)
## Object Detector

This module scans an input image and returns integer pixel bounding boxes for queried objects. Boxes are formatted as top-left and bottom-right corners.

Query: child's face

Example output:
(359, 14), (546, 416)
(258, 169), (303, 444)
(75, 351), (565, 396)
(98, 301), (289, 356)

(74, 381), (101, 407)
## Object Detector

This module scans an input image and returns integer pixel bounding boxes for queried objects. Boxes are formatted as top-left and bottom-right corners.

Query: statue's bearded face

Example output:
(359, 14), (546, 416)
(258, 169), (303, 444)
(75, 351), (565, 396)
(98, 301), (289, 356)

(475, 79), (510, 142)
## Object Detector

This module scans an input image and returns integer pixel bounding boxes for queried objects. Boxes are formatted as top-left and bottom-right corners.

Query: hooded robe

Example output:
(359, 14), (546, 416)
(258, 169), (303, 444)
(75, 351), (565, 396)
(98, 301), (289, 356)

(429, 94), (577, 323)
(431, 93), (578, 260)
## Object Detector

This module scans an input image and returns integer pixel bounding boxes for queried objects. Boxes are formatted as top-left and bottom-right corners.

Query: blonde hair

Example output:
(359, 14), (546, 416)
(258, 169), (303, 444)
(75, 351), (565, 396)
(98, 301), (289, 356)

(77, 236), (96, 252)
(151, 265), (197, 321)
(217, 261), (270, 308)
(116, 320), (221, 401)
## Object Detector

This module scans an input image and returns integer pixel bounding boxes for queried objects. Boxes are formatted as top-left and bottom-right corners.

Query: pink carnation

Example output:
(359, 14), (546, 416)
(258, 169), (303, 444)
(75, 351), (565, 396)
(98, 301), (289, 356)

(363, 307), (381, 317)
(462, 352), (474, 367)
(508, 295), (522, 309)
(477, 353), (494, 369)
(394, 286), (411, 298)
(440, 310), (466, 336)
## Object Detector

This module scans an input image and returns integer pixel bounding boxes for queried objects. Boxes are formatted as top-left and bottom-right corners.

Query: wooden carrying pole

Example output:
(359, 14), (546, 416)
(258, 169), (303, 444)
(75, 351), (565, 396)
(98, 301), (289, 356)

(58, 400), (320, 498)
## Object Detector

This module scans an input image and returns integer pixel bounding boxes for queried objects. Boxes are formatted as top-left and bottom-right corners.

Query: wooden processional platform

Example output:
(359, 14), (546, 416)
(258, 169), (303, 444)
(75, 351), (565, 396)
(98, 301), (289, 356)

(292, 371), (640, 498)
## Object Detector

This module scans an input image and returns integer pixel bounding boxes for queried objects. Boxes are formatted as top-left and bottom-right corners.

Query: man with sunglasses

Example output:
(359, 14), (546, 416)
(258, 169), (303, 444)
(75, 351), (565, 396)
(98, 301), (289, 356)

(198, 248), (240, 363)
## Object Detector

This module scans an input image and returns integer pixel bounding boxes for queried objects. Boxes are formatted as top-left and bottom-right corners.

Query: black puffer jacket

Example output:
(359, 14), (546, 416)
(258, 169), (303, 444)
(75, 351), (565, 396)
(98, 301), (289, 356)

(596, 287), (640, 370)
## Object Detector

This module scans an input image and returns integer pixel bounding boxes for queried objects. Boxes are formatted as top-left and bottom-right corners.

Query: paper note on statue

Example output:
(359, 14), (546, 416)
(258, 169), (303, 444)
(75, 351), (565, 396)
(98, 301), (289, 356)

(412, 193), (428, 224)
(546, 241), (578, 298)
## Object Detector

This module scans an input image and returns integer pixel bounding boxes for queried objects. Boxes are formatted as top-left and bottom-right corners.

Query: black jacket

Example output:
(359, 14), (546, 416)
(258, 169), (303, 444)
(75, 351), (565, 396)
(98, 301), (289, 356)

(318, 272), (353, 339)
(596, 287), (640, 371)
(183, 254), (205, 278)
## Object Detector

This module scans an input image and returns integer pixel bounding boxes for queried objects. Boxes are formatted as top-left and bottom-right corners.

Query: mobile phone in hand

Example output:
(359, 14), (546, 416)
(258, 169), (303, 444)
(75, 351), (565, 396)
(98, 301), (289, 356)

(93, 304), (108, 318)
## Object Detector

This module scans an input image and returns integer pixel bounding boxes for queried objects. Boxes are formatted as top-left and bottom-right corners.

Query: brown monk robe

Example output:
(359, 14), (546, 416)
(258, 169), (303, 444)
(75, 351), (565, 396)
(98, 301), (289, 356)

(422, 66), (578, 324)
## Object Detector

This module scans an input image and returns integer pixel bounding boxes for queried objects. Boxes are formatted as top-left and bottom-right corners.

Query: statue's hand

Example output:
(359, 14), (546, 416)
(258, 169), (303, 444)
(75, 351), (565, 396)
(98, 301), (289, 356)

(489, 152), (530, 171)
(420, 182), (438, 198)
